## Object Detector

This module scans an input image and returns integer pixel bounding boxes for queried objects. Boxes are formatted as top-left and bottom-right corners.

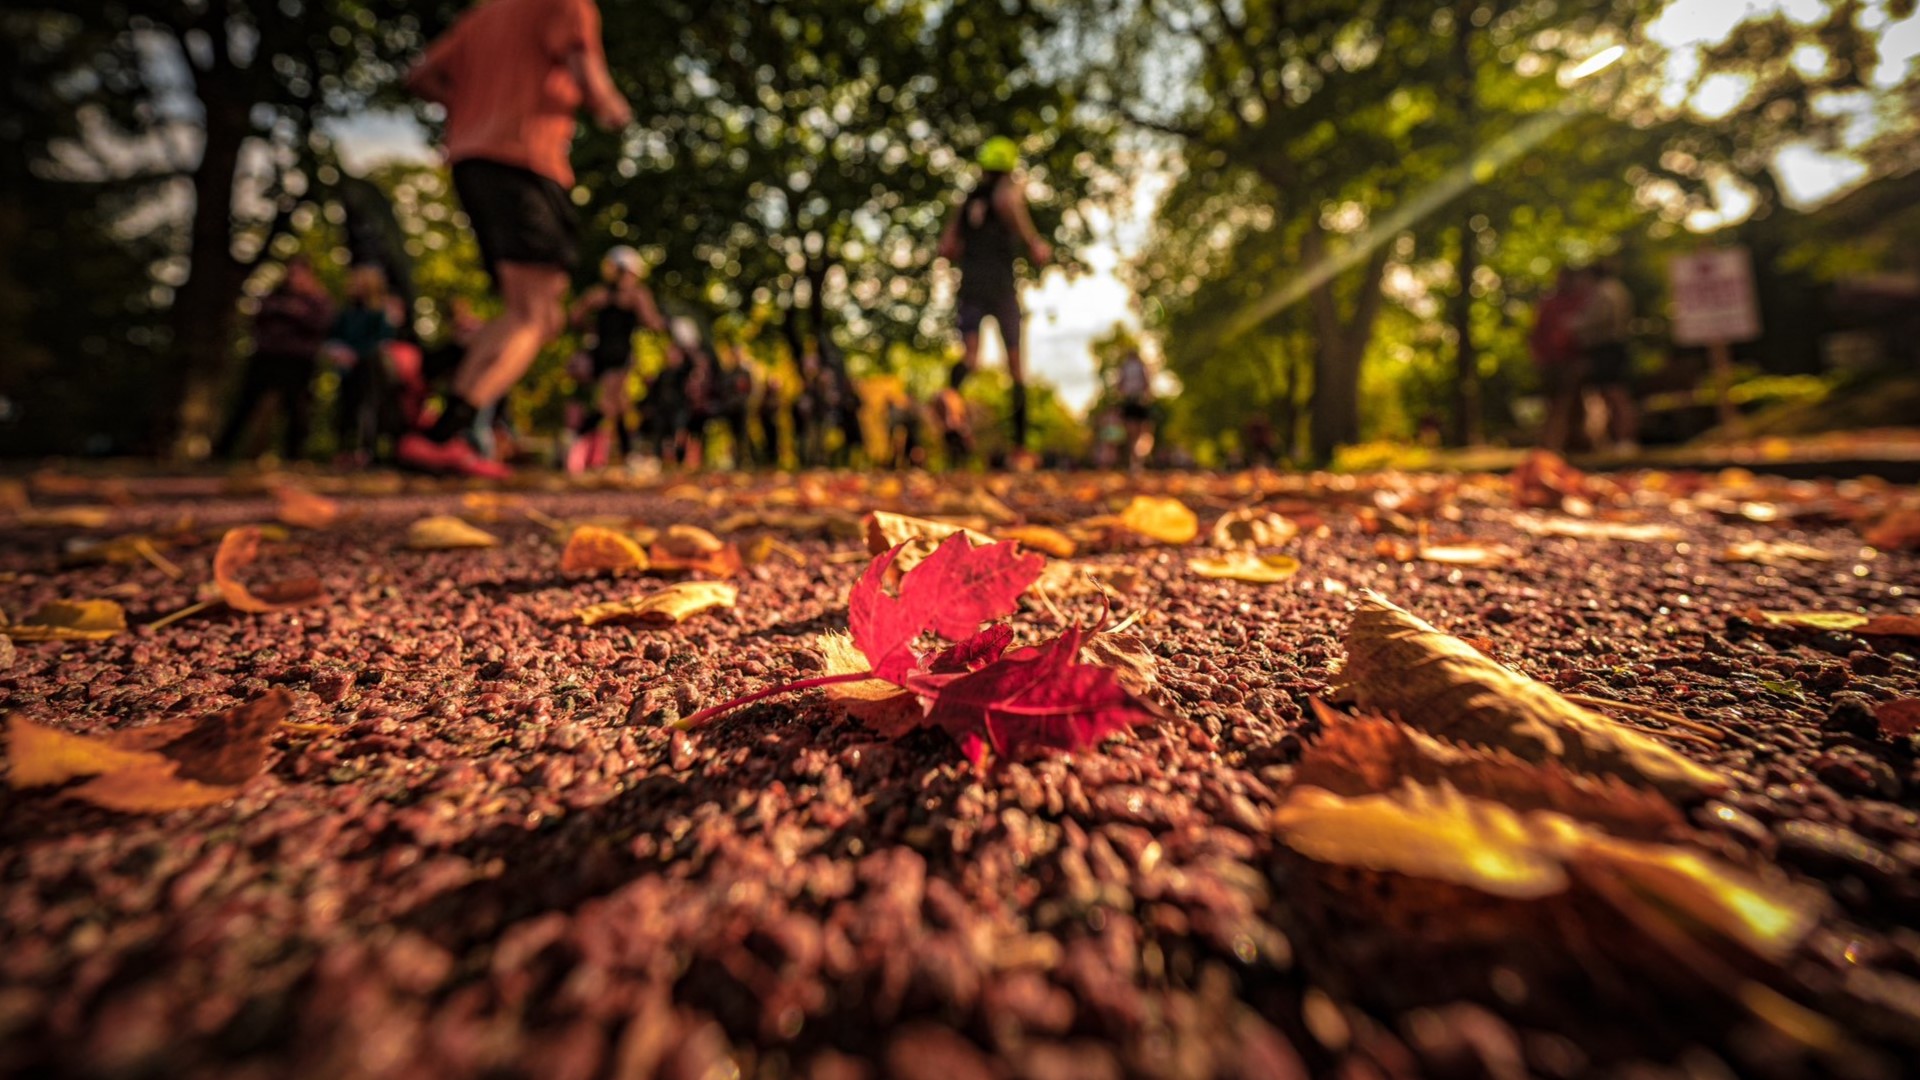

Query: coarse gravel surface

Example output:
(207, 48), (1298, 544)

(2, 467), (1918, 1080)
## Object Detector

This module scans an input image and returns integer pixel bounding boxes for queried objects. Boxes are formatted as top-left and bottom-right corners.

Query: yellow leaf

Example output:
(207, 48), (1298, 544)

(814, 631), (924, 736)
(1340, 594), (1727, 800)
(1118, 495), (1198, 545)
(864, 510), (995, 555)
(406, 515), (501, 550)
(560, 525), (651, 574)
(1210, 507), (1298, 550)
(1189, 551), (1303, 583)
(995, 525), (1077, 558)
(4, 599), (128, 642)
(657, 523), (726, 558)
(6, 714), (164, 786)
(1513, 516), (1683, 543)
(272, 485), (341, 530)
(577, 581), (737, 626)
(13, 505), (115, 529)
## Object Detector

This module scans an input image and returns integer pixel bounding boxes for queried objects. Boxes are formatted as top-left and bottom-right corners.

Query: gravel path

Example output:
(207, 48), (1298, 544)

(2, 468), (1917, 1080)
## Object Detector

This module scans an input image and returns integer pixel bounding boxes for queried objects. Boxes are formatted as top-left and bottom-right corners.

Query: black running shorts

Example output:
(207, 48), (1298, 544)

(957, 290), (1022, 345)
(452, 159), (579, 282)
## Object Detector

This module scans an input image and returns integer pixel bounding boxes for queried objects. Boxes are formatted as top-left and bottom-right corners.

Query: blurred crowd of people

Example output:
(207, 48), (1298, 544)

(1529, 258), (1640, 455)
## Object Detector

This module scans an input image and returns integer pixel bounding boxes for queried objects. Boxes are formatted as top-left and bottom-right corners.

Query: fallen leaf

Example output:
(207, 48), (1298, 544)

(272, 485), (341, 529)
(1274, 782), (1821, 963)
(1748, 610), (1920, 637)
(852, 534), (1042, 681)
(1338, 594), (1727, 799)
(61, 534), (178, 572)
(1376, 536), (1516, 567)
(1864, 507), (1920, 551)
(6, 690), (294, 812)
(1031, 560), (1145, 599)
(13, 505), (115, 529)
(1510, 449), (1588, 510)
(1513, 516), (1683, 544)
(460, 491), (527, 523)
(4, 599), (128, 642)
(648, 537), (744, 577)
(1080, 631), (1167, 705)
(1717, 540), (1832, 565)
(560, 525), (651, 574)
(995, 525), (1077, 558)
(577, 581), (738, 626)
(656, 523), (726, 557)
(1210, 507), (1298, 550)
(1877, 698), (1920, 738)
(814, 631), (925, 736)
(865, 510), (995, 557)
(407, 515), (501, 550)
(1189, 551), (1303, 583)
(1117, 495), (1199, 545)
(1296, 704), (1683, 840)
(742, 534), (808, 566)
(213, 526), (328, 612)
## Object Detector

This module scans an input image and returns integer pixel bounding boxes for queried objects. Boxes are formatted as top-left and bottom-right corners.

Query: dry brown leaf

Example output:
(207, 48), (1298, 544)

(1510, 449), (1589, 510)
(272, 485), (341, 529)
(14, 505), (115, 529)
(1339, 594), (1727, 800)
(1273, 782), (1821, 963)
(1748, 610), (1920, 637)
(1717, 540), (1833, 566)
(577, 582), (738, 627)
(742, 534), (808, 566)
(656, 523), (726, 557)
(406, 515), (501, 550)
(1031, 560), (1145, 599)
(815, 631), (925, 736)
(1376, 536), (1516, 567)
(560, 525), (651, 574)
(6, 690), (294, 812)
(1210, 507), (1298, 550)
(1297, 704), (1683, 840)
(4, 599), (128, 642)
(864, 510), (995, 555)
(1513, 515), (1683, 544)
(1117, 495), (1199, 545)
(1863, 506), (1920, 551)
(1080, 631), (1167, 706)
(460, 491), (527, 523)
(212, 526), (328, 612)
(1877, 698), (1920, 738)
(1189, 551), (1302, 584)
(995, 525), (1077, 558)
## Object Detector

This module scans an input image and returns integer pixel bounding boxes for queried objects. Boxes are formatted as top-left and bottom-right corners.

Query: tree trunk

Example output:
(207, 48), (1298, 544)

(1450, 213), (1482, 447)
(162, 91), (249, 459)
(1304, 234), (1392, 465)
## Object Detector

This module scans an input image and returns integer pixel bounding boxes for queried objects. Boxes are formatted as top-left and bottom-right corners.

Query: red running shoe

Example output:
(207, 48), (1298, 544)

(397, 432), (513, 481)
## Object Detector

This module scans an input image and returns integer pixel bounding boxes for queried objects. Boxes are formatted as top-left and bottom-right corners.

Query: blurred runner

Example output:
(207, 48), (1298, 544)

(214, 256), (334, 461)
(1115, 348), (1155, 471)
(400, 0), (631, 479)
(322, 263), (398, 467)
(1577, 256), (1638, 451)
(936, 136), (1051, 464)
(1529, 266), (1591, 454)
(564, 245), (668, 472)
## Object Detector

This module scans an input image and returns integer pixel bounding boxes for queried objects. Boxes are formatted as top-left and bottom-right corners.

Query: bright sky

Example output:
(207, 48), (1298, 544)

(332, 0), (1919, 412)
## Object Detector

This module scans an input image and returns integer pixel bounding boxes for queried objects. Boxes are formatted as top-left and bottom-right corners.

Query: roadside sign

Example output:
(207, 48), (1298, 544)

(1670, 247), (1761, 346)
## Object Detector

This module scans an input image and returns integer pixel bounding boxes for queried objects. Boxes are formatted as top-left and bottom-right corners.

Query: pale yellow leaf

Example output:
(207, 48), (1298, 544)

(577, 582), (737, 627)
(4, 599), (128, 642)
(406, 515), (501, 550)
(1189, 551), (1303, 583)
(1118, 495), (1198, 545)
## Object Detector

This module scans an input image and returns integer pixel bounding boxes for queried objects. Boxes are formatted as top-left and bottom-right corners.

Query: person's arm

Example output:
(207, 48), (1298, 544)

(634, 283), (669, 335)
(558, 0), (631, 129)
(569, 285), (607, 330)
(993, 178), (1052, 265)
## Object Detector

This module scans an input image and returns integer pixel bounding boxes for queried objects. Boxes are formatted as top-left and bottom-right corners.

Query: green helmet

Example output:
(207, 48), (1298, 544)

(977, 136), (1020, 173)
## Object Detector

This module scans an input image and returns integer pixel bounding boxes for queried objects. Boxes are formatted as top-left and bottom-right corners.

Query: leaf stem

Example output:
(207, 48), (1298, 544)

(147, 598), (218, 631)
(1564, 693), (1722, 741)
(673, 670), (879, 730)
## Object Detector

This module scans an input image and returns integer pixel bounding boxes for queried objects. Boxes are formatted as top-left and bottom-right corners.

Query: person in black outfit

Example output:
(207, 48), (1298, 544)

(323, 263), (399, 466)
(936, 136), (1052, 462)
(215, 256), (335, 460)
(565, 245), (668, 470)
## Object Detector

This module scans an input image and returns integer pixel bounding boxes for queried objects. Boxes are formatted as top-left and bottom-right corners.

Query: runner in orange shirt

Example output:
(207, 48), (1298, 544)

(399, 0), (632, 478)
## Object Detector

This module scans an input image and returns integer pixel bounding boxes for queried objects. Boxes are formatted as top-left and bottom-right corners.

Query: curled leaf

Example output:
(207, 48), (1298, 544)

(1189, 551), (1302, 583)
(648, 531), (744, 577)
(1340, 594), (1727, 800)
(1863, 506), (1920, 552)
(814, 631), (925, 737)
(407, 514), (501, 550)
(577, 581), (737, 627)
(1513, 515), (1683, 544)
(1717, 540), (1832, 565)
(213, 526), (328, 612)
(1510, 449), (1588, 510)
(560, 525), (651, 574)
(995, 525), (1077, 558)
(4, 599), (128, 642)
(1210, 507), (1298, 550)
(1748, 610), (1920, 637)
(1118, 495), (1198, 545)
(1031, 560), (1145, 599)
(864, 511), (996, 574)
(272, 485), (341, 530)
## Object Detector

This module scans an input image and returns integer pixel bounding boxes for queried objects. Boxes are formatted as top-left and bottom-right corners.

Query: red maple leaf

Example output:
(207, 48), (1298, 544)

(677, 539), (1161, 763)
(849, 534), (1041, 680)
